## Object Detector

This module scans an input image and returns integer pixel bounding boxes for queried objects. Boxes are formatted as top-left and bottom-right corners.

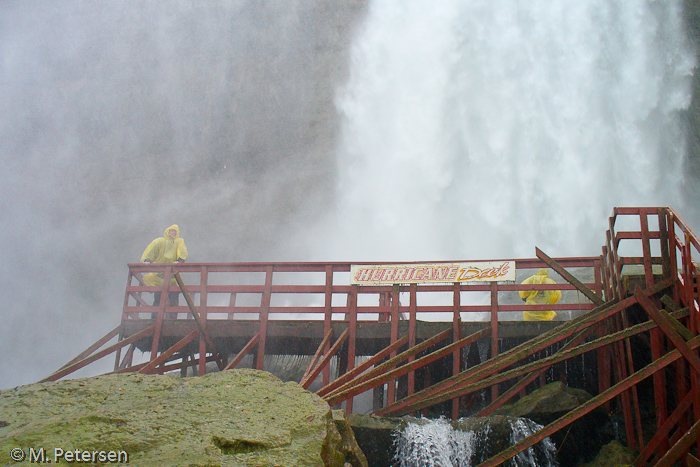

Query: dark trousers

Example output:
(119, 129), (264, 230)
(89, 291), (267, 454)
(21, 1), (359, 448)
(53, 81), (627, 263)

(151, 292), (180, 319)
(153, 292), (180, 307)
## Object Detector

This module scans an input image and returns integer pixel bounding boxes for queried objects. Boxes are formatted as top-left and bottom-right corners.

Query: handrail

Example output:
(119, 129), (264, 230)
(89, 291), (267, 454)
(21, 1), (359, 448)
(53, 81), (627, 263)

(602, 207), (700, 327)
(122, 257), (603, 324)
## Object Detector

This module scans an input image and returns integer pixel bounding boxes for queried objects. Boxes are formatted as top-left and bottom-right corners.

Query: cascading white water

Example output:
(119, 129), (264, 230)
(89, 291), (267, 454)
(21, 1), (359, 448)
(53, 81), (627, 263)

(510, 418), (558, 467)
(320, 0), (695, 261)
(394, 417), (477, 467)
(394, 417), (558, 467)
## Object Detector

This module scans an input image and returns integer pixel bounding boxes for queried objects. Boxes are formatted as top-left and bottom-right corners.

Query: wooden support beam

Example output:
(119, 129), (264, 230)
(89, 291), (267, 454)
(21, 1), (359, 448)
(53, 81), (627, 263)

(611, 314), (637, 450)
(639, 214), (655, 289)
(302, 329), (334, 381)
(109, 361), (150, 374)
(256, 266), (273, 370)
(636, 287), (700, 375)
(118, 344), (136, 370)
(224, 332), (260, 371)
(322, 265), (333, 386)
(658, 209), (673, 281)
(301, 328), (349, 389)
(330, 328), (490, 408)
(198, 266), (209, 376)
(174, 272), (224, 371)
(40, 325), (156, 382)
(634, 390), (695, 466)
(139, 329), (199, 374)
(385, 307), (689, 417)
(317, 335), (409, 398)
(393, 312), (680, 417)
(56, 325), (121, 372)
(658, 297), (695, 341)
(474, 336), (700, 467)
(620, 310), (644, 451)
(478, 324), (603, 417)
(536, 247), (605, 306)
(323, 328), (454, 401)
(377, 278), (673, 417)
(687, 454), (700, 467)
(408, 284), (417, 399)
(388, 286), (400, 405)
(489, 282), (499, 403)
(654, 418), (700, 467)
(453, 282), (463, 419)
(111, 355), (218, 376)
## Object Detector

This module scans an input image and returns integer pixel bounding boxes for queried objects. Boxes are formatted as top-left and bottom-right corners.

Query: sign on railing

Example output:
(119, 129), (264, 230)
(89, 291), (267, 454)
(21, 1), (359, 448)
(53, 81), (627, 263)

(350, 261), (516, 285)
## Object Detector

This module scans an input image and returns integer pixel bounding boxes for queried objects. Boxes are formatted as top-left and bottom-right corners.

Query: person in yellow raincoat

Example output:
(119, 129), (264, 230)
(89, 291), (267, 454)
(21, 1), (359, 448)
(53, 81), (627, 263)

(519, 268), (561, 321)
(141, 224), (188, 307)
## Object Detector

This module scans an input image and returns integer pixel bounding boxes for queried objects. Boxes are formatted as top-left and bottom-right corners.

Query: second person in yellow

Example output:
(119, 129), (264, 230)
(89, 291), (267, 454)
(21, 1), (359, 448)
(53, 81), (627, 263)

(519, 268), (561, 321)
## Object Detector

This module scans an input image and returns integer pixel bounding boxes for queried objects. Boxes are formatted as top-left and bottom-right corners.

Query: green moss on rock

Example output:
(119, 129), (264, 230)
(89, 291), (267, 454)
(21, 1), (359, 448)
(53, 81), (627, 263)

(0, 369), (366, 466)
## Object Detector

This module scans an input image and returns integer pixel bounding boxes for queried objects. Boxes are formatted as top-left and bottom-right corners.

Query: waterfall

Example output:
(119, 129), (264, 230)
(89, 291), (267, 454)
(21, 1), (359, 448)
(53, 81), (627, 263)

(510, 418), (558, 467)
(316, 0), (695, 261)
(394, 417), (477, 467)
(393, 416), (558, 467)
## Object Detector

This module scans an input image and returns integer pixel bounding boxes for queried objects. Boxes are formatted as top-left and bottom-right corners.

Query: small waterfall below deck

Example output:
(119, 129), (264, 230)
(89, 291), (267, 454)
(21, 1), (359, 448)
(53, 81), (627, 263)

(393, 416), (558, 467)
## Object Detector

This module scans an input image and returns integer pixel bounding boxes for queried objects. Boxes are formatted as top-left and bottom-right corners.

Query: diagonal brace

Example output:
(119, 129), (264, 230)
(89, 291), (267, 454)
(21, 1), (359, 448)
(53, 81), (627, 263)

(635, 287), (700, 375)
(300, 329), (349, 389)
(537, 247), (605, 306)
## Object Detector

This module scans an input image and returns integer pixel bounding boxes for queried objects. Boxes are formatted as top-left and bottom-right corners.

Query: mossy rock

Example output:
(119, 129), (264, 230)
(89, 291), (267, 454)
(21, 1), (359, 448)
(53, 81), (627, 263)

(0, 369), (366, 466)
(580, 440), (636, 467)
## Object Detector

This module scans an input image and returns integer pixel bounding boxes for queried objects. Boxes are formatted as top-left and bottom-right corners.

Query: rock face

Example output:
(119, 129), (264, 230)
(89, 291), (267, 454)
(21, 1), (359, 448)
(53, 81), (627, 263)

(0, 369), (367, 467)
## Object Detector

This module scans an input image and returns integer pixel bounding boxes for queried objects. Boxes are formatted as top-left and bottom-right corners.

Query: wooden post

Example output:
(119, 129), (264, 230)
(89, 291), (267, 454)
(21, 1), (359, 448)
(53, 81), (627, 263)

(408, 284), (417, 400)
(323, 265), (333, 385)
(490, 282), (499, 402)
(452, 281), (462, 419)
(346, 287), (358, 414)
(255, 266), (273, 371)
(639, 213), (655, 288)
(388, 285), (400, 406)
(198, 266), (208, 376)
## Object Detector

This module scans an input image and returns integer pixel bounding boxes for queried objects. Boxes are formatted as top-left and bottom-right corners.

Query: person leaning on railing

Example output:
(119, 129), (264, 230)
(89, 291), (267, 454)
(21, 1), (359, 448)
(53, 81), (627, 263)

(519, 268), (561, 321)
(141, 224), (188, 307)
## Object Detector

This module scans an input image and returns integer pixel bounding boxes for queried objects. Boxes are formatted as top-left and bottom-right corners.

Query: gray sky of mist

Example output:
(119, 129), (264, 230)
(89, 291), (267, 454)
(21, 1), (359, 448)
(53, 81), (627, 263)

(1, 0), (698, 391)
(0, 0), (367, 388)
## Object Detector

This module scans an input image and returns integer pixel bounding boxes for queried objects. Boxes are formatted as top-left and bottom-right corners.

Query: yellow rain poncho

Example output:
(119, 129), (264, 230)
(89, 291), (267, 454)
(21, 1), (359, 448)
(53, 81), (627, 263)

(519, 268), (561, 321)
(141, 224), (188, 287)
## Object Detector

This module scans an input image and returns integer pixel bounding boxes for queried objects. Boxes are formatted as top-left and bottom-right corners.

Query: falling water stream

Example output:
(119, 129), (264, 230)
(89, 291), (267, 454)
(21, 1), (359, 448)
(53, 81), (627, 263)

(316, 0), (696, 465)
(319, 0), (695, 262)
(394, 417), (558, 467)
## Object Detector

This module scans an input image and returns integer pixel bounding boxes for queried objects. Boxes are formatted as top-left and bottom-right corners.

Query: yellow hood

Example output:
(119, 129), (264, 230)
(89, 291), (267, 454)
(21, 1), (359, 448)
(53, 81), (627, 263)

(164, 224), (180, 240)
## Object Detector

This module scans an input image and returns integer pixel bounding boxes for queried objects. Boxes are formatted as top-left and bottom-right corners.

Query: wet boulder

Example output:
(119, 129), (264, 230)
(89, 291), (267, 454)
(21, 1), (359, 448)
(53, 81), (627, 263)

(0, 369), (366, 467)
(347, 413), (404, 467)
(581, 440), (635, 467)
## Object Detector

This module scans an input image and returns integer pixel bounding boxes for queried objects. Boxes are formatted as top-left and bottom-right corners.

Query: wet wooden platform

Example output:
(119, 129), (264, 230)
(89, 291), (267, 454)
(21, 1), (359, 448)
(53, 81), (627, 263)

(122, 318), (563, 356)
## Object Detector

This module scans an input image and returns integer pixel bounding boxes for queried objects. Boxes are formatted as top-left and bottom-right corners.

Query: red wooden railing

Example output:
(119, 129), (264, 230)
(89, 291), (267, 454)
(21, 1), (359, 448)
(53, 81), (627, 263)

(40, 207), (700, 466)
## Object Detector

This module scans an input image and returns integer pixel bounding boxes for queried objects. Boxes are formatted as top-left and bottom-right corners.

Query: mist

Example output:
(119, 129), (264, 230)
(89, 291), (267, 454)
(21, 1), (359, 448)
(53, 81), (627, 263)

(1, 0), (698, 390)
(0, 0), (367, 388)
